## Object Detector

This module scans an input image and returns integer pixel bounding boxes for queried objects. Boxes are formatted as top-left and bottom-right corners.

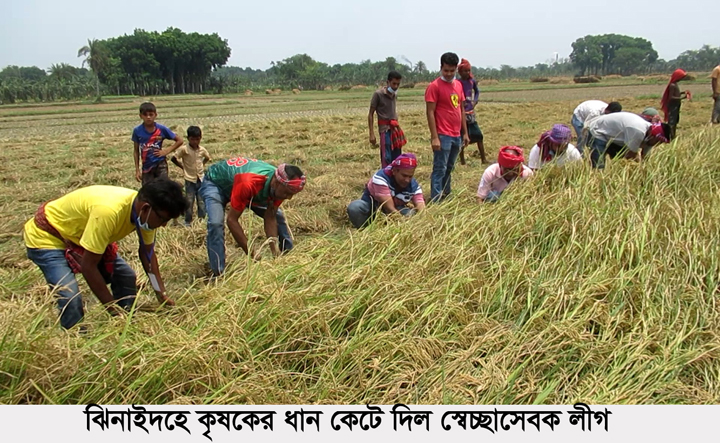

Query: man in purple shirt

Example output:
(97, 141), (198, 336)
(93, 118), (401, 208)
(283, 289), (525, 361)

(458, 58), (487, 164)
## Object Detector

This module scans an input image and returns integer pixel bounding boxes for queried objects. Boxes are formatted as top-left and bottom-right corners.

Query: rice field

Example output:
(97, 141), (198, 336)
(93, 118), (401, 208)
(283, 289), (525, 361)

(0, 81), (718, 405)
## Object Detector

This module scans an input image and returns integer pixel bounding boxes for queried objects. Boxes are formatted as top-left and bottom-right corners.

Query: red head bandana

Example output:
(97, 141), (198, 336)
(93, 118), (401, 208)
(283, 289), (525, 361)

(275, 164), (306, 193)
(385, 152), (418, 172)
(660, 69), (687, 121)
(497, 146), (525, 169)
(650, 123), (669, 144)
(458, 58), (473, 78)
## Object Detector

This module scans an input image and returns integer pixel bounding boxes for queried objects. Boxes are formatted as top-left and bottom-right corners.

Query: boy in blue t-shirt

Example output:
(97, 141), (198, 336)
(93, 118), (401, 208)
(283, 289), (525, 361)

(132, 102), (183, 185)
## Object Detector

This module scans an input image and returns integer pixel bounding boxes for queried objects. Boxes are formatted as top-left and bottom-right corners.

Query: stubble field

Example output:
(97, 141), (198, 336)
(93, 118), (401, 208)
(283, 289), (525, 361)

(1, 79), (719, 405)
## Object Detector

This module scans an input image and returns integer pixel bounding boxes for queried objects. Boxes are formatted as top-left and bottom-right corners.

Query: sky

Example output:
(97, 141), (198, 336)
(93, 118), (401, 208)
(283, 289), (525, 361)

(1, 0), (717, 71)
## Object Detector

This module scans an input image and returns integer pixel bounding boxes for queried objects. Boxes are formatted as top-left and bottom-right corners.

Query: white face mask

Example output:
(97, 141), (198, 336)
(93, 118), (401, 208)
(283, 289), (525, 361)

(137, 207), (152, 231)
(440, 75), (455, 83)
(387, 86), (396, 94)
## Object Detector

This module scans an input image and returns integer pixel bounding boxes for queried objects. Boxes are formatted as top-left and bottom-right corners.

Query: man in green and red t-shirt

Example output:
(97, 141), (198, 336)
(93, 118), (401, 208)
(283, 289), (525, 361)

(198, 157), (306, 275)
(425, 52), (470, 202)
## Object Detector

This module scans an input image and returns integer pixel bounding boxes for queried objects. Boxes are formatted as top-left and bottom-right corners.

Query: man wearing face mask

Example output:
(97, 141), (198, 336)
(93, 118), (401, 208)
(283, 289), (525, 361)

(23, 178), (187, 329)
(476, 146), (533, 203)
(369, 71), (406, 168)
(199, 157), (306, 276)
(425, 52), (470, 202)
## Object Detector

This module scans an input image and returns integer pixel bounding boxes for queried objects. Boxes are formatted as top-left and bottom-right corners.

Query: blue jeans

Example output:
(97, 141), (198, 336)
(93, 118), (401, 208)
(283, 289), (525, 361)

(199, 178), (293, 275)
(571, 114), (585, 154)
(484, 190), (502, 203)
(185, 179), (206, 225)
(346, 199), (414, 228)
(26, 248), (137, 329)
(431, 134), (462, 202)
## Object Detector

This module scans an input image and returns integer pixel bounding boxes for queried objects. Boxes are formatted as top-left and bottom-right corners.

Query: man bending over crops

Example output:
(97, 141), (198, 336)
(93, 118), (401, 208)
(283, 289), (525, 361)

(476, 146), (533, 203)
(347, 153), (425, 228)
(369, 71), (407, 168)
(198, 157), (306, 275)
(584, 112), (672, 169)
(23, 178), (187, 329)
(572, 100), (622, 152)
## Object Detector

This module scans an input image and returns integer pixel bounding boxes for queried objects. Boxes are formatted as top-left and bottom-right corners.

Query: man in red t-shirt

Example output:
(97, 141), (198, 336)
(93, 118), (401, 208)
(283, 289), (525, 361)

(425, 52), (470, 202)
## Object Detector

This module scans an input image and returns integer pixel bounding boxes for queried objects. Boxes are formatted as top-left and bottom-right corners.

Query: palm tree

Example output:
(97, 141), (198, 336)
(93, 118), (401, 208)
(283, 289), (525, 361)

(77, 39), (106, 98)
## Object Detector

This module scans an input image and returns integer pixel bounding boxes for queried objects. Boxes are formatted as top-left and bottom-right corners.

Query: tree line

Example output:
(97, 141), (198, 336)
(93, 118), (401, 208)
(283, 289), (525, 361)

(1, 30), (718, 104)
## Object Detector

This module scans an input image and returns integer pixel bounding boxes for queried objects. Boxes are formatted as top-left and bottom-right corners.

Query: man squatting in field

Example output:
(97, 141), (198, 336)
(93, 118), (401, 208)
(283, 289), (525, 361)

(457, 58), (487, 164)
(368, 71), (407, 168)
(23, 179), (187, 329)
(571, 100), (622, 153)
(346, 153), (426, 228)
(425, 52), (470, 202)
(476, 146), (533, 203)
(583, 111), (672, 169)
(198, 157), (306, 276)
(132, 102), (184, 185)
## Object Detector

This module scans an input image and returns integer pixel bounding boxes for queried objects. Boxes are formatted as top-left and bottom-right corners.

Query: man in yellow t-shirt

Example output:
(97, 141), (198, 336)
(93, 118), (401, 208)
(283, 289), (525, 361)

(23, 178), (187, 329)
(712, 65), (720, 124)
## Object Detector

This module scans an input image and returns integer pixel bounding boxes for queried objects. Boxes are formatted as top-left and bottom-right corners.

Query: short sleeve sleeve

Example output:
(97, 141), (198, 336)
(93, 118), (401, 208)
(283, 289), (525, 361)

(476, 167), (495, 200)
(625, 127), (647, 152)
(424, 82), (437, 103)
(528, 145), (541, 169)
(140, 227), (156, 246)
(370, 91), (379, 109)
(131, 127), (140, 143)
(160, 124), (176, 141)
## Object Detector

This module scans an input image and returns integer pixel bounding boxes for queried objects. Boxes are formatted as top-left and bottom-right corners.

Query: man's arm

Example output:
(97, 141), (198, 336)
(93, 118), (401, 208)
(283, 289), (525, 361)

(426, 102), (440, 151)
(80, 252), (122, 314)
(170, 156), (183, 170)
(158, 134), (184, 157)
(368, 106), (377, 146)
(262, 205), (281, 257)
(461, 107), (470, 147)
(203, 150), (212, 164)
(472, 82), (480, 107)
(133, 141), (141, 182)
(226, 207), (251, 256)
(138, 243), (174, 306)
(375, 194), (399, 215)
(712, 76), (719, 99)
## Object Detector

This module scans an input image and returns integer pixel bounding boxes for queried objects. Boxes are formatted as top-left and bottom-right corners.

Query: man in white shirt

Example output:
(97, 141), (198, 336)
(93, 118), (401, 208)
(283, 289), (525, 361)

(584, 112), (672, 169)
(528, 124), (582, 170)
(572, 100), (622, 152)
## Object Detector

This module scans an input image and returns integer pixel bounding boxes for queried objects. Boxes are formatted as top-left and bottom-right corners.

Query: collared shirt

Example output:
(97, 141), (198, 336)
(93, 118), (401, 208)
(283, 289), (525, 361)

(370, 87), (398, 133)
(172, 145), (211, 182)
(476, 163), (533, 200)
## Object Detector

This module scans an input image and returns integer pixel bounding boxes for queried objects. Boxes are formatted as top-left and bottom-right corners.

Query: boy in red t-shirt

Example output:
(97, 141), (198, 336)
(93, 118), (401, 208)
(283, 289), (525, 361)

(425, 52), (470, 202)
